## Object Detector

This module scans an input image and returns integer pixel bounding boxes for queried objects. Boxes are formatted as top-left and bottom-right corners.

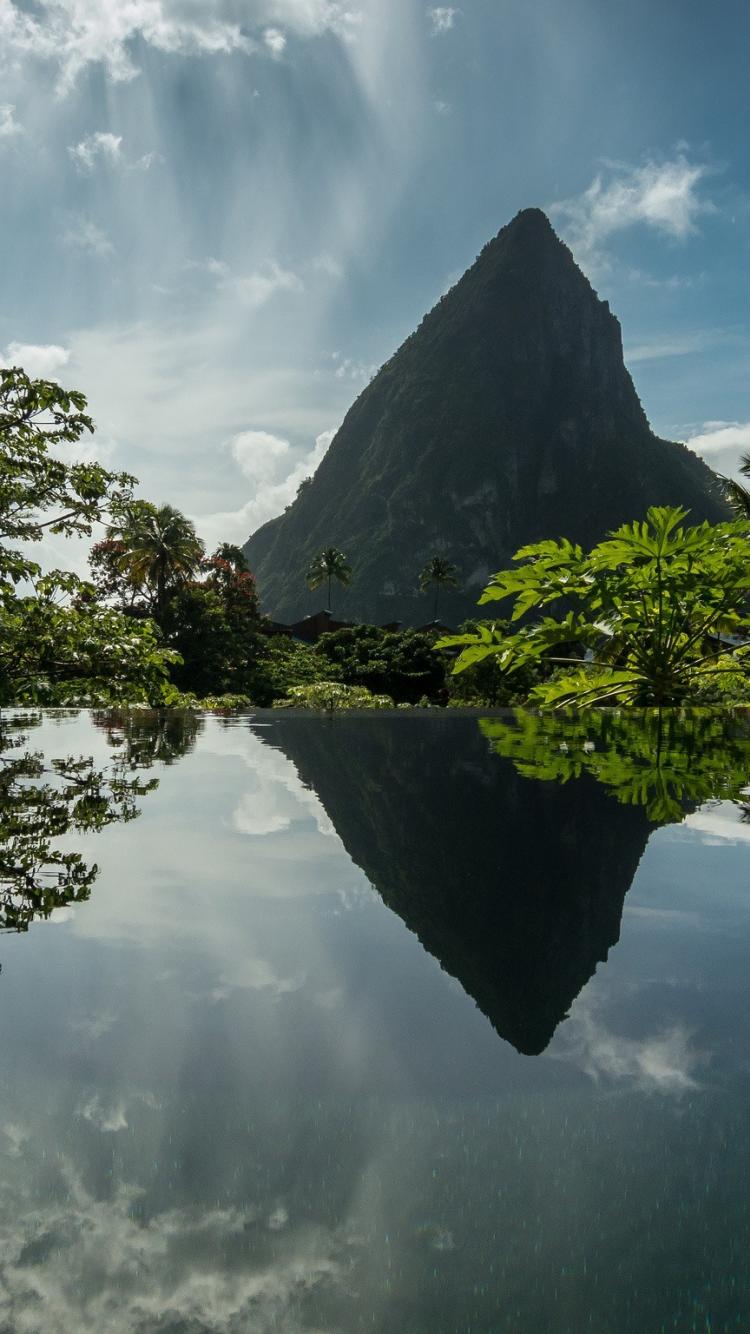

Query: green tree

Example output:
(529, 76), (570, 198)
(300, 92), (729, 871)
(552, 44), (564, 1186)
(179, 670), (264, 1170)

(315, 624), (445, 703)
(306, 546), (352, 612)
(0, 366), (176, 705)
(439, 507), (750, 708)
(721, 451), (750, 519)
(107, 501), (205, 625)
(162, 545), (263, 698)
(419, 556), (459, 621)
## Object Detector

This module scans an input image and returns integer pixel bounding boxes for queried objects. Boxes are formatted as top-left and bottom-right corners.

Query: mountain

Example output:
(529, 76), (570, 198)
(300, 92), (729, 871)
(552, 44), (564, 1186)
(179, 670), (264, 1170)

(245, 208), (727, 625)
(264, 714), (653, 1055)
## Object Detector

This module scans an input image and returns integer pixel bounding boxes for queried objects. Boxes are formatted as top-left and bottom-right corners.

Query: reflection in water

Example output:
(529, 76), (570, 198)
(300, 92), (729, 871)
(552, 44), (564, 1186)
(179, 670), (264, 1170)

(481, 708), (750, 824)
(267, 710), (750, 1055)
(1, 711), (750, 1331)
(0, 710), (199, 932)
(267, 714), (654, 1054)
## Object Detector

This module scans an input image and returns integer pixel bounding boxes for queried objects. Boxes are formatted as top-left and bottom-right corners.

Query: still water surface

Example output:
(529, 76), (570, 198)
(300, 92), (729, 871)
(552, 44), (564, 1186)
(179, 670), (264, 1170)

(1, 708), (750, 1332)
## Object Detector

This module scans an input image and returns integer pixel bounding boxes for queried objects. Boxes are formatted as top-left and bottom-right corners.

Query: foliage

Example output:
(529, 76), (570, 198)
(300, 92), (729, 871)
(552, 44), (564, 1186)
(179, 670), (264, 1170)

(105, 501), (205, 624)
(720, 451), (750, 519)
(0, 366), (134, 570)
(440, 507), (750, 707)
(480, 708), (750, 825)
(314, 624), (445, 703)
(419, 555), (459, 619)
(252, 635), (336, 704)
(0, 366), (177, 706)
(306, 546), (352, 611)
(442, 619), (547, 705)
(1, 576), (177, 705)
(0, 710), (175, 931)
(274, 682), (394, 711)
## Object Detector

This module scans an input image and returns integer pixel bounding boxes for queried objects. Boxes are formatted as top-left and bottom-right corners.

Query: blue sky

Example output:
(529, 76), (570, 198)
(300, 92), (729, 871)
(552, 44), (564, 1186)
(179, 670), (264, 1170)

(2, 0), (749, 561)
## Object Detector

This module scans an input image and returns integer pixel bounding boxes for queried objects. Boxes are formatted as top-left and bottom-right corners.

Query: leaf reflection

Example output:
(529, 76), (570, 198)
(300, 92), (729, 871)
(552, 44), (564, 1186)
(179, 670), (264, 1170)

(480, 709), (750, 825)
(0, 710), (200, 932)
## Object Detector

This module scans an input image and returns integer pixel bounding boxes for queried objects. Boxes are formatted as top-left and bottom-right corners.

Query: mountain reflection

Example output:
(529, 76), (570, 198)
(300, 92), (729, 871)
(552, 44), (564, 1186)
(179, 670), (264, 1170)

(266, 714), (655, 1055)
(0, 710), (200, 933)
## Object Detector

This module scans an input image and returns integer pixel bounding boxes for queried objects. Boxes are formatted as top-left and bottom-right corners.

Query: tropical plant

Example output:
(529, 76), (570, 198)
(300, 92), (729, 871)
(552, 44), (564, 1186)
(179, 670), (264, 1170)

(315, 624), (445, 703)
(439, 507), (750, 708)
(306, 546), (352, 612)
(107, 501), (205, 624)
(0, 365), (177, 705)
(720, 451), (750, 519)
(419, 555), (459, 621)
(479, 708), (750, 826)
(274, 682), (393, 711)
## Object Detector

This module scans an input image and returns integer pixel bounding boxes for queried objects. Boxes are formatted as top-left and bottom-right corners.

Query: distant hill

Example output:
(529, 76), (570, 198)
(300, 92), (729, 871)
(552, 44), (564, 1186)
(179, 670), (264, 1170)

(245, 208), (726, 625)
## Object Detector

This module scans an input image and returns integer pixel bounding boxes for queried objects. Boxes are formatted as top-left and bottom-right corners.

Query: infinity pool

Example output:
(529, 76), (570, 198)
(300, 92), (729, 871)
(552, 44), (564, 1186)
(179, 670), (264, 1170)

(1, 708), (749, 1332)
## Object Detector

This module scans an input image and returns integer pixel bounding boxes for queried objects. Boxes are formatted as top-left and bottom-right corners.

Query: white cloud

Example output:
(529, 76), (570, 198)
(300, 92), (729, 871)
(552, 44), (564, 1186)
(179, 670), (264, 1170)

(428, 7), (458, 34)
(129, 150), (160, 171)
(78, 1095), (129, 1133)
(331, 352), (377, 381)
(0, 0), (362, 93)
(63, 216), (114, 256)
(263, 26), (287, 56)
(3, 341), (70, 378)
(683, 420), (750, 485)
(312, 253), (344, 279)
(194, 426), (334, 549)
(625, 330), (725, 364)
(556, 997), (706, 1094)
(185, 255), (231, 278)
(0, 103), (21, 138)
(0, 1161), (351, 1333)
(684, 421), (750, 458)
(68, 130), (123, 172)
(551, 156), (715, 264)
(228, 260), (304, 309)
(214, 957), (306, 997)
(683, 803), (750, 844)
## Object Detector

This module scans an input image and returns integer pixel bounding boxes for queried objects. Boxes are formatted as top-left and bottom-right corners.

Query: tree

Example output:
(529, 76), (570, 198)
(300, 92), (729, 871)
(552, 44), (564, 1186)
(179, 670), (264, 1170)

(721, 451), (750, 519)
(439, 507), (750, 708)
(306, 546), (352, 612)
(0, 366), (176, 705)
(419, 556), (459, 621)
(107, 501), (205, 625)
(162, 544), (264, 698)
(315, 624), (445, 703)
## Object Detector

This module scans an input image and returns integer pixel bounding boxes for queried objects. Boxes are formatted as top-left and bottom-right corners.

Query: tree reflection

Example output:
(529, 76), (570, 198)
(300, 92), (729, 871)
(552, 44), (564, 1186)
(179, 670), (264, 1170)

(0, 710), (199, 932)
(480, 708), (750, 824)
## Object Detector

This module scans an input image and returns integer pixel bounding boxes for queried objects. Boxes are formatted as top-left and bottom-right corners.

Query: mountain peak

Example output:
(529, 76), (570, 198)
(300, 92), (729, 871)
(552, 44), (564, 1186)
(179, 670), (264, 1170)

(245, 209), (726, 625)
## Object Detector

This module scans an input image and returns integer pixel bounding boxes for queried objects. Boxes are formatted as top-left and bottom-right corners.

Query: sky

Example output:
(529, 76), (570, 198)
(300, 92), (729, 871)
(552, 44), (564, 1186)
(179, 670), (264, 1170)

(2, 0), (750, 567)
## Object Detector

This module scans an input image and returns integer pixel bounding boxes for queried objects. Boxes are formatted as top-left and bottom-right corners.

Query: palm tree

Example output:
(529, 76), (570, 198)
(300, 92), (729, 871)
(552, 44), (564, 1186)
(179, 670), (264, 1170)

(306, 547), (352, 612)
(419, 556), (459, 621)
(721, 452), (750, 519)
(108, 501), (205, 624)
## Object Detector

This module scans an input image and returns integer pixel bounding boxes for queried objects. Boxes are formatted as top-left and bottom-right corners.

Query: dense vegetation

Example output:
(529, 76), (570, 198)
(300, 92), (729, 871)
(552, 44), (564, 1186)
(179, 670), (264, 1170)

(3, 362), (750, 712)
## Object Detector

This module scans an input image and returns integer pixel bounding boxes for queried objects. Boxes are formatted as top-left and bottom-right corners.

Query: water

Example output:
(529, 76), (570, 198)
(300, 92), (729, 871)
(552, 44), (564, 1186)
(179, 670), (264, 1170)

(1, 707), (750, 1332)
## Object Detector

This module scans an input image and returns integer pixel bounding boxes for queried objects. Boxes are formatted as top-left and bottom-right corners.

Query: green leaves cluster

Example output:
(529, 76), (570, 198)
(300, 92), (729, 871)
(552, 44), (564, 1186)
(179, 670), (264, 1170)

(440, 507), (750, 707)
(306, 547), (352, 611)
(274, 682), (394, 711)
(315, 624), (445, 703)
(0, 366), (178, 706)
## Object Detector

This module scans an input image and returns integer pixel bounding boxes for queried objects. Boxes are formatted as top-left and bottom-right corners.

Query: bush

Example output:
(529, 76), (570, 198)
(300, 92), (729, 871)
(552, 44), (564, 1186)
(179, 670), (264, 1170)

(273, 682), (394, 711)
(315, 625), (445, 703)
